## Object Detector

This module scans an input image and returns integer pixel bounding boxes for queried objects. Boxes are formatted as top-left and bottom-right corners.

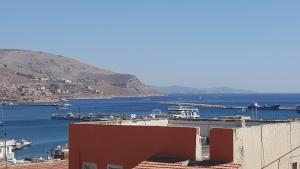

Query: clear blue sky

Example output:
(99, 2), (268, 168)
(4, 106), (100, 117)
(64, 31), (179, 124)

(1, 1), (300, 93)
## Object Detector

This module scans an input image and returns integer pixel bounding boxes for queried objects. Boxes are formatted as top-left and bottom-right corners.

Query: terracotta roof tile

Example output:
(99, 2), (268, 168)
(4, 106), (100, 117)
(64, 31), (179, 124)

(133, 157), (240, 169)
(0, 160), (68, 169)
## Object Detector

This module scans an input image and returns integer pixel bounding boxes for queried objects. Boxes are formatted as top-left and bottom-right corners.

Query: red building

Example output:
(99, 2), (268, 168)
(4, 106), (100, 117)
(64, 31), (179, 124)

(69, 122), (239, 169)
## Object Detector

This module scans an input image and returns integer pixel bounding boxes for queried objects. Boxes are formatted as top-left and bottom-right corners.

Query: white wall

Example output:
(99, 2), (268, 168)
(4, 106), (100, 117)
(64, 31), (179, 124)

(233, 121), (300, 169)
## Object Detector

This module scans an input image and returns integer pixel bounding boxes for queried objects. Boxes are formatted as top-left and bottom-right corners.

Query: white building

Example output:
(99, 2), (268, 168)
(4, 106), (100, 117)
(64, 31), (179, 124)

(0, 140), (15, 161)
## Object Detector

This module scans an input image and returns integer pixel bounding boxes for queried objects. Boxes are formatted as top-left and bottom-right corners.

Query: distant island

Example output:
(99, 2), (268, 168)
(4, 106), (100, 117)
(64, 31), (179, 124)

(0, 49), (162, 102)
(153, 85), (255, 94)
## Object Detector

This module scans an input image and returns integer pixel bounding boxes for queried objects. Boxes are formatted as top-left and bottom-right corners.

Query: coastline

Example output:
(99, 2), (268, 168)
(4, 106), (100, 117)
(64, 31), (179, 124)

(1, 93), (165, 105)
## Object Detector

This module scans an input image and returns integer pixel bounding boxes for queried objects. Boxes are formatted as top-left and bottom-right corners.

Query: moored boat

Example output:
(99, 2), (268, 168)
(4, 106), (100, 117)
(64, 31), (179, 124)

(51, 145), (69, 160)
(51, 113), (82, 120)
(12, 139), (32, 150)
(168, 106), (200, 119)
(151, 106), (200, 119)
(51, 114), (65, 120)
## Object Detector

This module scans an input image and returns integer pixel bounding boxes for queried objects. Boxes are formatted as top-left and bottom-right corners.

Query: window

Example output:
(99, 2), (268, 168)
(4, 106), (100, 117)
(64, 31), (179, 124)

(292, 162), (298, 169)
(82, 162), (97, 169)
(107, 164), (123, 169)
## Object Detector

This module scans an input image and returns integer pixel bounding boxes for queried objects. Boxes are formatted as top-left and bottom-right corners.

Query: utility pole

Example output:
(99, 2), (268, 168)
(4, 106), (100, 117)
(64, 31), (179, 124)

(4, 132), (7, 169)
(1, 105), (8, 169)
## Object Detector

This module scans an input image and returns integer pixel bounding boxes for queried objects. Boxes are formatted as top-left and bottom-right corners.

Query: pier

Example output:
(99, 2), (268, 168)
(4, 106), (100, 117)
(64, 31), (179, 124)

(51, 113), (143, 121)
(160, 102), (298, 112)
(160, 102), (228, 109)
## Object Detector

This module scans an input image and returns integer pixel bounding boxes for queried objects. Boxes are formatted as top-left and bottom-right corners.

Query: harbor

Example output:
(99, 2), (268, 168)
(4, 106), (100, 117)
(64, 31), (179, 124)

(1, 94), (300, 163)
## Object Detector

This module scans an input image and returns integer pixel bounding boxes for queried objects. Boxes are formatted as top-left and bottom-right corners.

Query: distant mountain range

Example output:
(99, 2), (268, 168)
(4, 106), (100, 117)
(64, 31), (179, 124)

(0, 49), (161, 102)
(153, 85), (255, 94)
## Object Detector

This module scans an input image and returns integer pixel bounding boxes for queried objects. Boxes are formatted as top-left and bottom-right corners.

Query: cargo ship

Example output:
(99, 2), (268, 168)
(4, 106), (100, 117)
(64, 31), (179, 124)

(247, 102), (280, 110)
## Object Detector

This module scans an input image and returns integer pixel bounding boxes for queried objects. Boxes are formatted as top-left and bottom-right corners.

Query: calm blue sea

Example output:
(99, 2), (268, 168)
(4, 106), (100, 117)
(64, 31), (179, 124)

(1, 94), (300, 159)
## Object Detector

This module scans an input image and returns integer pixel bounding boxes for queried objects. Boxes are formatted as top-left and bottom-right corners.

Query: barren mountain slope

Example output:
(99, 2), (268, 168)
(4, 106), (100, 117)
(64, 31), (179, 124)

(0, 49), (161, 102)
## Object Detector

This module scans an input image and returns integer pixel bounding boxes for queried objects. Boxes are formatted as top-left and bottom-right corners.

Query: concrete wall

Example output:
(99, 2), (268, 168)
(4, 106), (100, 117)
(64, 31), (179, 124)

(168, 119), (289, 138)
(209, 121), (300, 169)
(206, 122), (300, 169)
(69, 124), (201, 169)
(233, 121), (300, 169)
(168, 119), (244, 137)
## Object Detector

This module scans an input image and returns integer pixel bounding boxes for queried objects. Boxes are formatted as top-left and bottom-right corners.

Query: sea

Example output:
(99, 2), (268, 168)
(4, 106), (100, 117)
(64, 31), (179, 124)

(1, 93), (300, 160)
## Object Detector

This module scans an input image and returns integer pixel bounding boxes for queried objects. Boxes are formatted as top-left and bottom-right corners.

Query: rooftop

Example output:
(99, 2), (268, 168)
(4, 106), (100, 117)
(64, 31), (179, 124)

(133, 156), (240, 169)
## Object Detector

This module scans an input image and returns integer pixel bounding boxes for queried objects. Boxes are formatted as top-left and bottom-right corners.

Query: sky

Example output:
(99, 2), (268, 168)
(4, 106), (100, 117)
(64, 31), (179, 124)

(0, 1), (300, 93)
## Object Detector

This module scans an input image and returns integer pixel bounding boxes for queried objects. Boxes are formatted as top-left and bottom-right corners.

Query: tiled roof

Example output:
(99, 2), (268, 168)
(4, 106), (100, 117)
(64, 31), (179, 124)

(133, 157), (240, 169)
(0, 160), (68, 169)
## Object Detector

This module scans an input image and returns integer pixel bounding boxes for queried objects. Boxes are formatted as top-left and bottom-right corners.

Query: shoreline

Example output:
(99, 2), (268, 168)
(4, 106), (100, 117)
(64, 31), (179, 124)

(1, 94), (165, 105)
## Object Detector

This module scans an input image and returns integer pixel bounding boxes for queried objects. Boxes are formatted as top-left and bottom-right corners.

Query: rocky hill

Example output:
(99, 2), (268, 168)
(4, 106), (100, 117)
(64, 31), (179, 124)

(0, 49), (161, 102)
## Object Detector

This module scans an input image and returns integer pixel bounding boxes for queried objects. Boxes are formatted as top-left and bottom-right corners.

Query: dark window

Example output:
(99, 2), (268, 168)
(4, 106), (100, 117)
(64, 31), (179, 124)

(292, 162), (298, 169)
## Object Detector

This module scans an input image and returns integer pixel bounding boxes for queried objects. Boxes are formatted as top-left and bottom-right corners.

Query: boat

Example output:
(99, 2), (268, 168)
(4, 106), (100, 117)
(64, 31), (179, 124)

(247, 102), (280, 110)
(55, 103), (71, 109)
(12, 139), (32, 150)
(51, 114), (65, 120)
(80, 113), (98, 121)
(151, 106), (200, 119)
(20, 139), (32, 147)
(296, 106), (300, 113)
(1, 101), (14, 106)
(51, 113), (82, 120)
(51, 145), (69, 160)
(168, 106), (200, 119)
(149, 109), (163, 118)
(66, 113), (80, 120)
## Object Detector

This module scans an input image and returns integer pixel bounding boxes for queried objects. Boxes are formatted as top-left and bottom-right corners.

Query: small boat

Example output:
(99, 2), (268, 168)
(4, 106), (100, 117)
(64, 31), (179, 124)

(51, 145), (69, 160)
(1, 101), (14, 106)
(55, 103), (71, 109)
(80, 113), (98, 121)
(51, 113), (82, 120)
(13, 139), (32, 150)
(65, 113), (81, 120)
(149, 109), (163, 118)
(51, 114), (65, 120)
(247, 102), (280, 110)
(20, 139), (32, 147)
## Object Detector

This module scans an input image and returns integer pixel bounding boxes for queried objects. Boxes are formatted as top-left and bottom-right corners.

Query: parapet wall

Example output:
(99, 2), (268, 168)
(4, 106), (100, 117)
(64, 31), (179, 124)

(168, 119), (291, 138)
(169, 119), (245, 137)
(210, 121), (300, 169)
(69, 124), (201, 169)
(234, 121), (300, 169)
